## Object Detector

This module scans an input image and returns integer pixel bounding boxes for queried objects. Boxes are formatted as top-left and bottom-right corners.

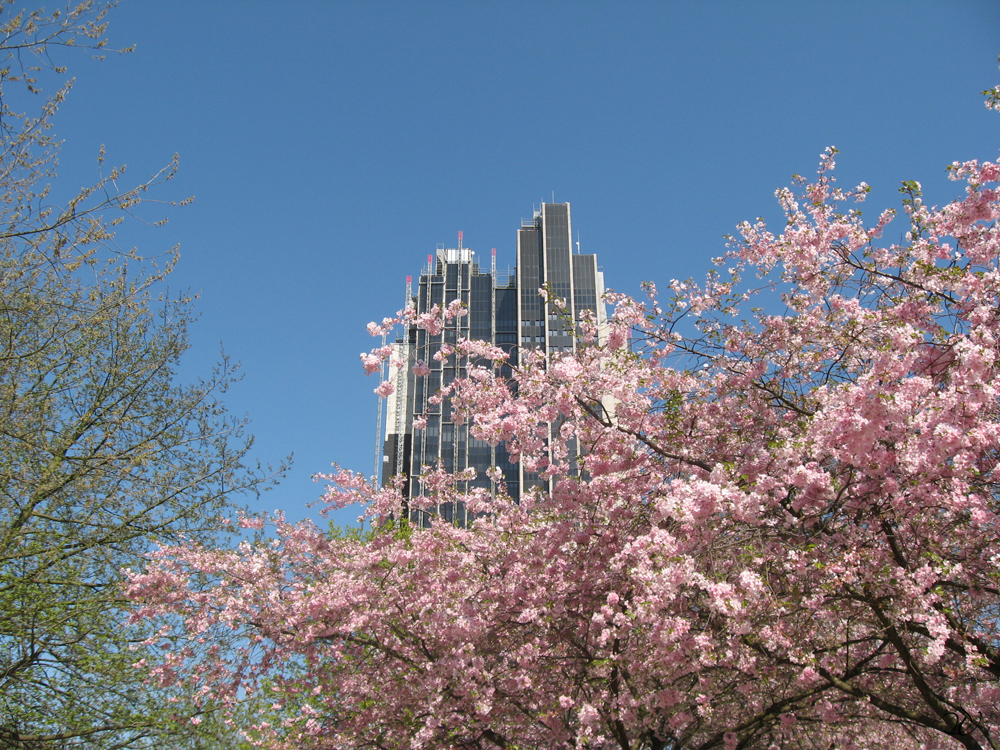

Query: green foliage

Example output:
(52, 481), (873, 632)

(0, 3), (282, 747)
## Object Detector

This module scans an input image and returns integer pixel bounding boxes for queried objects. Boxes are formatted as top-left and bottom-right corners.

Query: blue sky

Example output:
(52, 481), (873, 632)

(42, 0), (999, 527)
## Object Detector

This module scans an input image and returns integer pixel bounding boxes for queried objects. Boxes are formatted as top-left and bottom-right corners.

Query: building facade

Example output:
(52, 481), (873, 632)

(381, 203), (606, 524)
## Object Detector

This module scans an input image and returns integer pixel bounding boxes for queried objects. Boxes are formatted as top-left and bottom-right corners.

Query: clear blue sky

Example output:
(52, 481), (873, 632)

(44, 0), (999, 527)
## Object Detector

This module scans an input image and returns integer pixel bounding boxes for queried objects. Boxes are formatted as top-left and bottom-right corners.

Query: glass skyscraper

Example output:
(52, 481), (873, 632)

(380, 203), (606, 524)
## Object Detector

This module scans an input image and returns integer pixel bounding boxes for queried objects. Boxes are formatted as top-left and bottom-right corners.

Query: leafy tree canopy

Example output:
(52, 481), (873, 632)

(0, 3), (281, 747)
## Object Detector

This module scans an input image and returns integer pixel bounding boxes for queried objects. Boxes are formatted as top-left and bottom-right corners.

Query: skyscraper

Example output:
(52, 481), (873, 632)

(380, 203), (606, 524)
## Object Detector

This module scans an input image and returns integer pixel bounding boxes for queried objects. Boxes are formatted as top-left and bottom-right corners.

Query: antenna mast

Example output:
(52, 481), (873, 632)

(373, 330), (388, 482)
(393, 276), (412, 481)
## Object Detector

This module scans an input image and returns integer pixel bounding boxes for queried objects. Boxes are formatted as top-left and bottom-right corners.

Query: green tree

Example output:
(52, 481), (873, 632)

(0, 3), (279, 747)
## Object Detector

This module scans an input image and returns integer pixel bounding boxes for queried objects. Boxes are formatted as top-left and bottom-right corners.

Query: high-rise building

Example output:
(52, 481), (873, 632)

(380, 203), (606, 525)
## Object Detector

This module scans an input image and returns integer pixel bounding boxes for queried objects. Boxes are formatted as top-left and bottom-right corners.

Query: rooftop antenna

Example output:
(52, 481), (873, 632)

(491, 247), (496, 278)
(552, 190), (555, 204)
(391, 275), (413, 487)
(373, 328), (388, 484)
(576, 231), (581, 254)
(458, 230), (463, 250)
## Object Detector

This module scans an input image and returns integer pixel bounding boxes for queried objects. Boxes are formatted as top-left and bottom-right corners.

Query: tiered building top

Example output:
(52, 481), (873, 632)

(380, 203), (606, 525)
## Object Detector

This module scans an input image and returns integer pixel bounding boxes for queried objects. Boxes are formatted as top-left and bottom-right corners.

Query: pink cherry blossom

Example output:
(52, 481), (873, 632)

(359, 352), (381, 375)
(127, 86), (1000, 750)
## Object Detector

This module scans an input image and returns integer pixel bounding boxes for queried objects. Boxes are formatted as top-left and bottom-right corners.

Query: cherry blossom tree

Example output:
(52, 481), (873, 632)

(127, 92), (1000, 749)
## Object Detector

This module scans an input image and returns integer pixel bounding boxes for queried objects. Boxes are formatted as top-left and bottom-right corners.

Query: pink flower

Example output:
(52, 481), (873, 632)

(360, 352), (382, 375)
